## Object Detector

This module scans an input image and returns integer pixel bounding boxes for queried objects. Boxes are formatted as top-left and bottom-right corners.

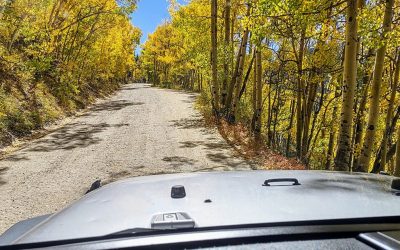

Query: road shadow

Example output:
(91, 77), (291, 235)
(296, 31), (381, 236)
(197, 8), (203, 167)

(92, 100), (144, 112)
(206, 152), (249, 168)
(103, 165), (148, 185)
(2, 120), (130, 162)
(179, 140), (231, 151)
(1, 99), (137, 161)
(206, 152), (229, 162)
(121, 87), (139, 91)
(0, 167), (8, 186)
(162, 156), (198, 168)
(187, 94), (198, 99)
(169, 117), (205, 130)
(169, 115), (215, 136)
(21, 122), (129, 153)
(179, 141), (204, 148)
(2, 154), (29, 162)
(192, 165), (236, 172)
(181, 94), (198, 104)
(82, 100), (144, 117)
(179, 139), (245, 166)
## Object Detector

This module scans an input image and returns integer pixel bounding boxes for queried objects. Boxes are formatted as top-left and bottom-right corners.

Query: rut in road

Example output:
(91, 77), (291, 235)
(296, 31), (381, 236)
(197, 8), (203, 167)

(0, 83), (254, 233)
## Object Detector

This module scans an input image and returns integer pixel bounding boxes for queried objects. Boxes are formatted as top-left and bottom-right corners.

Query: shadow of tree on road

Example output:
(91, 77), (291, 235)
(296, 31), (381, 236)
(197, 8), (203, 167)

(169, 115), (215, 137)
(2, 154), (29, 162)
(206, 152), (229, 161)
(179, 140), (250, 169)
(82, 100), (144, 117)
(2, 122), (130, 162)
(179, 140), (231, 151)
(169, 117), (204, 130)
(206, 152), (250, 169)
(181, 94), (198, 104)
(103, 165), (150, 185)
(192, 165), (236, 172)
(162, 156), (198, 168)
(25, 122), (130, 153)
(2, 100), (138, 161)
(0, 167), (8, 186)
(120, 87), (140, 91)
(179, 141), (204, 148)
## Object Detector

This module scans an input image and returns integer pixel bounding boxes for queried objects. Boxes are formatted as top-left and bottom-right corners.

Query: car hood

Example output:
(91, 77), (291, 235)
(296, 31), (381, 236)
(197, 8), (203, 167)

(4, 170), (400, 244)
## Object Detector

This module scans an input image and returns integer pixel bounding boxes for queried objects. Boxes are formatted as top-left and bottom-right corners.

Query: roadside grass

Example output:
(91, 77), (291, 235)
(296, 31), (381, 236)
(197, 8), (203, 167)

(0, 82), (125, 154)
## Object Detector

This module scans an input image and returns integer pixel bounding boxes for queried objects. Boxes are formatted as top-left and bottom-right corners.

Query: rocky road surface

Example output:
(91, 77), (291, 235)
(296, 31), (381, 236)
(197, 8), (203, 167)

(0, 83), (253, 233)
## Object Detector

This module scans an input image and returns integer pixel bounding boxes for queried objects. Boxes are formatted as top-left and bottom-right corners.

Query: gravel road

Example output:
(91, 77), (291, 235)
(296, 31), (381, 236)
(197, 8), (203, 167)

(0, 83), (253, 233)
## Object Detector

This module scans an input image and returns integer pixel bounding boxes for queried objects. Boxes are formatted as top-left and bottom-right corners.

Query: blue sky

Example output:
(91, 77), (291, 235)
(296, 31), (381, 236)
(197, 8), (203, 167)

(130, 0), (186, 54)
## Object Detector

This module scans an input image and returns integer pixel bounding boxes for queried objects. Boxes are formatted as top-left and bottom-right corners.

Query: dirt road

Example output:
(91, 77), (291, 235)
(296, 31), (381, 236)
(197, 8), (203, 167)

(0, 83), (253, 233)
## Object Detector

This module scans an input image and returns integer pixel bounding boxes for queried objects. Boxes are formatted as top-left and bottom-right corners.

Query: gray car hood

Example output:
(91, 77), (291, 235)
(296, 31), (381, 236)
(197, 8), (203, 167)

(4, 170), (400, 244)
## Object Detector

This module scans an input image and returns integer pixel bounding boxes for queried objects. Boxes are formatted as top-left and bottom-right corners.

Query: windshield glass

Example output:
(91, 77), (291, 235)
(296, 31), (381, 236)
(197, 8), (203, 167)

(1, 0), (400, 246)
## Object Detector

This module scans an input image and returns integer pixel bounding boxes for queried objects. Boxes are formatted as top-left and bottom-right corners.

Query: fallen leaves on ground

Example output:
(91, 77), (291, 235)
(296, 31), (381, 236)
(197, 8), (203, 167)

(216, 119), (305, 170)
